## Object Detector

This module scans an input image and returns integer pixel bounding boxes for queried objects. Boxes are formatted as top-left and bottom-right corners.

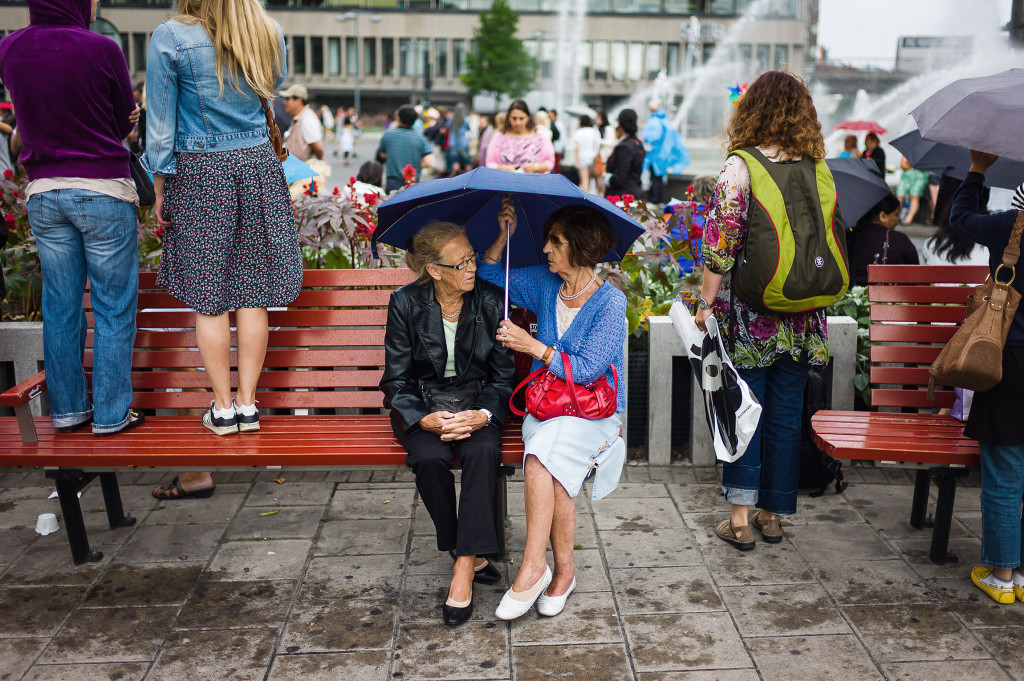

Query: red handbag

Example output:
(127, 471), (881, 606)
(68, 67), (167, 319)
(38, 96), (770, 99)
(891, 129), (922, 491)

(509, 352), (618, 421)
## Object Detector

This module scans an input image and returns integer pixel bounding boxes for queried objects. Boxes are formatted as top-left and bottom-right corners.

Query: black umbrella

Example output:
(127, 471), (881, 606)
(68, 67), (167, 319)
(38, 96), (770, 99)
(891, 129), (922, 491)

(824, 158), (893, 225)
(890, 129), (1024, 190)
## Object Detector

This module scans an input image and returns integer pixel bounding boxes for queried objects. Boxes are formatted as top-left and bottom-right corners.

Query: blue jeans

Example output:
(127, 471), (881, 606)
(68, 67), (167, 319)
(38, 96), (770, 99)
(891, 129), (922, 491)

(980, 441), (1024, 569)
(722, 355), (810, 516)
(28, 189), (138, 433)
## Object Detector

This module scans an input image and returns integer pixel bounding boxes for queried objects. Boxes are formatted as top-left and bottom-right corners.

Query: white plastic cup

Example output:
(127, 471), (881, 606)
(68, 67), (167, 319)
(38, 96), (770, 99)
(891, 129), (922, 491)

(35, 513), (59, 536)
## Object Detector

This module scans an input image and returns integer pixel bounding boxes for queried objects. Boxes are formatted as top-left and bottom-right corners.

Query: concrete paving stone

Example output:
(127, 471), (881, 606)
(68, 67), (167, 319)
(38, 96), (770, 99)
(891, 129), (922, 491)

(300, 555), (404, 601)
(786, 523), (897, 563)
(512, 643), (633, 680)
(957, 514), (982, 539)
(0, 525), (40, 560)
(412, 503), (436, 536)
(611, 565), (724, 615)
(975, 628), (1024, 681)
(684, 513), (815, 586)
(81, 563), (203, 608)
(506, 490), (590, 516)
(883, 659), (1013, 681)
(146, 492), (246, 525)
(222, 471), (258, 484)
(601, 528), (703, 568)
(511, 589), (623, 644)
(0, 470), (45, 487)
(3, 541), (112, 586)
(782, 492), (861, 526)
(146, 627), (278, 681)
(0, 585), (84, 636)
(810, 560), (939, 605)
(666, 483), (726, 514)
(719, 583), (849, 637)
(693, 468), (722, 484)
(20, 662), (149, 681)
(280, 596), (398, 652)
(0, 484), (57, 502)
(621, 466), (652, 483)
(931, 577), (1024, 629)
(407, 535), (456, 575)
(113, 523), (224, 564)
(392, 620), (509, 680)
(40, 605), (176, 663)
(746, 634), (884, 681)
(843, 603), (990, 662)
(623, 612), (752, 672)
(129, 471), (174, 486)
(325, 470), (352, 482)
(670, 467), (699, 484)
(505, 512), (599, 553)
(613, 482), (672, 498)
(292, 471), (330, 482)
(395, 467), (417, 482)
(207, 539), (310, 581)
(555, 548), (612, 593)
(316, 517), (410, 555)
(229, 505), (327, 541)
(371, 469), (397, 483)
(245, 480), (333, 508)
(890, 537), (982, 581)
(841, 485), (969, 540)
(594, 496), (685, 532)
(266, 650), (390, 681)
(175, 579), (296, 629)
(0, 496), (62, 529)
(0, 637), (48, 681)
(648, 467), (675, 483)
(399, 572), (507, 624)
(346, 470), (374, 484)
(637, 671), (761, 681)
(331, 488), (416, 520)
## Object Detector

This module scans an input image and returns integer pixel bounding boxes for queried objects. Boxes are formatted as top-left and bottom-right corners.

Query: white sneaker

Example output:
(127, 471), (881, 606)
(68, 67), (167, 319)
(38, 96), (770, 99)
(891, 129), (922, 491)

(234, 400), (260, 433)
(536, 577), (576, 617)
(203, 401), (238, 436)
(495, 566), (552, 621)
(1012, 569), (1024, 602)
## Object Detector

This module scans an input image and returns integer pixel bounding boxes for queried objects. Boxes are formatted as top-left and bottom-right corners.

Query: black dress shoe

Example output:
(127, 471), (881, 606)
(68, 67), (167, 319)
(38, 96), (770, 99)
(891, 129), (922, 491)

(448, 551), (503, 585)
(442, 595), (473, 626)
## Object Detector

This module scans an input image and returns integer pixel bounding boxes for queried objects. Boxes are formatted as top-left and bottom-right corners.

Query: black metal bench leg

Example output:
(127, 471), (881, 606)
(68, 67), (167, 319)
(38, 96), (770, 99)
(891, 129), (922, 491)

(493, 465), (514, 562)
(99, 473), (136, 530)
(53, 475), (103, 565)
(910, 469), (932, 529)
(928, 467), (967, 565)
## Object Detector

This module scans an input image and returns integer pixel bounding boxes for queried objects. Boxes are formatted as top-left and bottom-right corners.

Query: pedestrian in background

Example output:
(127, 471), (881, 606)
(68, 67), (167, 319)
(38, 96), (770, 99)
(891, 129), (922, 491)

(485, 100), (554, 174)
(280, 84), (324, 161)
(0, 0), (144, 435)
(378, 105), (435, 193)
(604, 109), (644, 199)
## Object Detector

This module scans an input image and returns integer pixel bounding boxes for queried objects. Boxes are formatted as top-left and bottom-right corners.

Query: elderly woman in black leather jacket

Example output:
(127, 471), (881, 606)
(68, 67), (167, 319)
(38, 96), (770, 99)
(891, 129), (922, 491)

(380, 221), (515, 626)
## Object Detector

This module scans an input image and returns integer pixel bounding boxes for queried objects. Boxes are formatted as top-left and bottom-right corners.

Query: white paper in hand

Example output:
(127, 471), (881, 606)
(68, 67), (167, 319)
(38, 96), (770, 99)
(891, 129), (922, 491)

(669, 301), (762, 463)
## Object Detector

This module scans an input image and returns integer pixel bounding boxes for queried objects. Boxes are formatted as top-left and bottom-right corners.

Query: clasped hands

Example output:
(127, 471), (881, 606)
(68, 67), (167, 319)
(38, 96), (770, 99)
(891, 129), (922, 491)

(419, 410), (488, 441)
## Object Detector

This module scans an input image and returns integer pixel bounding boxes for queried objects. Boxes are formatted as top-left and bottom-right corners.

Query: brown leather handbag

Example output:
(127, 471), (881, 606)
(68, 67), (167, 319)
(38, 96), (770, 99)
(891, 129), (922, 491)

(928, 211), (1024, 396)
(260, 96), (288, 162)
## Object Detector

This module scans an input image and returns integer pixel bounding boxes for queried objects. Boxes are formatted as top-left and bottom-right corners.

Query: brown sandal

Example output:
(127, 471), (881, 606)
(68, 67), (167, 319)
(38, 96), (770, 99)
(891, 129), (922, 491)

(152, 476), (216, 500)
(751, 511), (783, 544)
(716, 519), (755, 551)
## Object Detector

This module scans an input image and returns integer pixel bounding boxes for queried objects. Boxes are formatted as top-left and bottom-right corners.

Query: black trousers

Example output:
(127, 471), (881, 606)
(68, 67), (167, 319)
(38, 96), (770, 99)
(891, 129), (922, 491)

(394, 416), (502, 556)
(648, 174), (666, 204)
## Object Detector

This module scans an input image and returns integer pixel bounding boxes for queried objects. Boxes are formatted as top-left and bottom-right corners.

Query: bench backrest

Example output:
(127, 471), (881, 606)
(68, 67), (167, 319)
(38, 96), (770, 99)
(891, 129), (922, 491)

(867, 264), (989, 409)
(83, 269), (416, 411)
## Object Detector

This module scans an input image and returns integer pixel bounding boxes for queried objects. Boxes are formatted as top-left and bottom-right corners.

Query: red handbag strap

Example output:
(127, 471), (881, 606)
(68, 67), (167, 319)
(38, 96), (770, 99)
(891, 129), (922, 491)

(508, 365), (549, 416)
(562, 352), (618, 415)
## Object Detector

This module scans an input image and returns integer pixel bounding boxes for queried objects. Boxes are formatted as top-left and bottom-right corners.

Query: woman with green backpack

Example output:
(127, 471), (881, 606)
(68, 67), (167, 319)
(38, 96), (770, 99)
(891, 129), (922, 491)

(694, 71), (850, 551)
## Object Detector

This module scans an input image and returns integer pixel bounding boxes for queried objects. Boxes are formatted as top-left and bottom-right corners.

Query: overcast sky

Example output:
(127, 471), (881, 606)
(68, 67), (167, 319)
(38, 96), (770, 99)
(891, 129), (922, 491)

(816, 0), (1012, 67)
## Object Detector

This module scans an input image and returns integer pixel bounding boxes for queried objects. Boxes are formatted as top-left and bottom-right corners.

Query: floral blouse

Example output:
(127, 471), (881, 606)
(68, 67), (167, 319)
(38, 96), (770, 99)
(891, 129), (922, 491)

(701, 152), (830, 369)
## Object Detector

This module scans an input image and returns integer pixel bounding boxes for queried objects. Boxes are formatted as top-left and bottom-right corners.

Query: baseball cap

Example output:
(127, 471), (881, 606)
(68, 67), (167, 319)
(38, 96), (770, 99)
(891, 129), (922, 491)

(279, 84), (309, 101)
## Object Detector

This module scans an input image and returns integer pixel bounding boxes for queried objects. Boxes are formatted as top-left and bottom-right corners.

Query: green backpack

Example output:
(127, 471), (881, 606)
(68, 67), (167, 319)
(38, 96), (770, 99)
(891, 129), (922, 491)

(729, 147), (850, 314)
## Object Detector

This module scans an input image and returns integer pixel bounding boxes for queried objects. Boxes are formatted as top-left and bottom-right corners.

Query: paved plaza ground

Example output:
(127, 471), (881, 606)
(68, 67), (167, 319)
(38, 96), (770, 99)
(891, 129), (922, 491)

(0, 462), (1019, 681)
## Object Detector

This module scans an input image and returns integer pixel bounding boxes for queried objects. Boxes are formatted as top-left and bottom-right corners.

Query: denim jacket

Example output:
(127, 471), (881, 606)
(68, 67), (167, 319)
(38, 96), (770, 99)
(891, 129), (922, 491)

(143, 19), (287, 175)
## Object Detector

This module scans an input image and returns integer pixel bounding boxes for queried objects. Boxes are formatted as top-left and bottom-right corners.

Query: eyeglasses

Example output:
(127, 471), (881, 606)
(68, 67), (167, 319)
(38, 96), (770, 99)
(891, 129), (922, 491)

(432, 252), (478, 271)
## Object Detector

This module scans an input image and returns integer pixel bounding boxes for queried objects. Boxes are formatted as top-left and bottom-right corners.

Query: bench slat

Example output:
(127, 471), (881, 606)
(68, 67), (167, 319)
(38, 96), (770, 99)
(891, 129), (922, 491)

(869, 345), (942, 364)
(867, 264), (989, 284)
(870, 305), (967, 323)
(869, 325), (958, 344)
(867, 285), (976, 305)
(870, 389), (956, 408)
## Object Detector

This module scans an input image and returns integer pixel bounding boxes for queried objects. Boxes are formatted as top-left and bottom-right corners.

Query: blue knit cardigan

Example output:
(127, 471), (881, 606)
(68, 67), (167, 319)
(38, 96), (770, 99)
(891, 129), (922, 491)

(477, 261), (627, 413)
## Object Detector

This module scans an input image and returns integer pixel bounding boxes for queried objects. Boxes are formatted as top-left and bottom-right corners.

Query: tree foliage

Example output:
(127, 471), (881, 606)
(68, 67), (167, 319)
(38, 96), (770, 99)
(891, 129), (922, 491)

(461, 0), (536, 100)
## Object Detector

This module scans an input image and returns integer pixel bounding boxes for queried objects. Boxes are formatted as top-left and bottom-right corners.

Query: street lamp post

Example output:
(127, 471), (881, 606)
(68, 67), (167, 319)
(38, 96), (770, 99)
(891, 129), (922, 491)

(336, 12), (381, 115)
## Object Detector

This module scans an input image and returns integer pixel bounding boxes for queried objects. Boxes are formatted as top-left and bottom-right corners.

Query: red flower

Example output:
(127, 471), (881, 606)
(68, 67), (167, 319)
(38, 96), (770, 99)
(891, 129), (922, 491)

(690, 225), (703, 239)
(154, 226), (165, 239)
(2, 169), (12, 180)
(606, 195), (621, 204)
(686, 185), (695, 193)
(363, 192), (378, 206)
(332, 186), (341, 196)
(12, 190), (21, 199)
(402, 164), (417, 180)
(348, 176), (357, 186)
(621, 194), (635, 206)
(4, 213), (15, 228)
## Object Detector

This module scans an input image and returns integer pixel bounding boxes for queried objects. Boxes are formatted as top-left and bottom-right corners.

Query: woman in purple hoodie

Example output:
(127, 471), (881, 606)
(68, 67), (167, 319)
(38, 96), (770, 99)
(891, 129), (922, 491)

(0, 0), (145, 435)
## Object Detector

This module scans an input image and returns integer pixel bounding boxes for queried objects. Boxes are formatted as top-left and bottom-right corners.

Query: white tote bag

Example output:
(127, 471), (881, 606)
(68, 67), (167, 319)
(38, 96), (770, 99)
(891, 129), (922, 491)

(669, 300), (762, 463)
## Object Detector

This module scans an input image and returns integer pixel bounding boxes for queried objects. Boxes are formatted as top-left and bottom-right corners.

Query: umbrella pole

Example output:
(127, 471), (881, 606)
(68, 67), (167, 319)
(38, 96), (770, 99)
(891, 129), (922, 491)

(504, 230), (510, 320)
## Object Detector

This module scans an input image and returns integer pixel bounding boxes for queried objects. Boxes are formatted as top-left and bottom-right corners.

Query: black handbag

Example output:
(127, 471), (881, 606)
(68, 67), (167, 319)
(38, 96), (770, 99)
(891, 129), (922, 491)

(129, 151), (155, 207)
(421, 379), (481, 414)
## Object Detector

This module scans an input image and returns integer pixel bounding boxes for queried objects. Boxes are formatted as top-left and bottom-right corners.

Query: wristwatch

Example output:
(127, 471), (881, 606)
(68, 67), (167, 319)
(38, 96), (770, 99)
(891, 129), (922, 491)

(698, 296), (713, 310)
(479, 408), (494, 426)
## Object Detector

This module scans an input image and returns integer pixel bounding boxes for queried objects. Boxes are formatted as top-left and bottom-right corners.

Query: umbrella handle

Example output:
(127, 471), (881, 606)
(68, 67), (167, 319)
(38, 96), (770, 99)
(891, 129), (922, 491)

(503, 229), (510, 320)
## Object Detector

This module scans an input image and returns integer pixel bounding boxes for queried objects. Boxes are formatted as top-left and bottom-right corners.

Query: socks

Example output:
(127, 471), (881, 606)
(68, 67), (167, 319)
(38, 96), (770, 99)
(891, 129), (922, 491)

(234, 401), (258, 416)
(509, 572), (548, 602)
(212, 403), (235, 419)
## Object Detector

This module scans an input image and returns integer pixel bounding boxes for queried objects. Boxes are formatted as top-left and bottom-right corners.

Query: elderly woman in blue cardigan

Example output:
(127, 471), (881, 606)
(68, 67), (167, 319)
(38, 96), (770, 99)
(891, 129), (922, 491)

(478, 200), (627, 621)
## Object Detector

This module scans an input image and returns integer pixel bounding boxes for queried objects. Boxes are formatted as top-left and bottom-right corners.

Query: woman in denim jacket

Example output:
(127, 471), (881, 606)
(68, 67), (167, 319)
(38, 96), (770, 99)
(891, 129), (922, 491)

(144, 0), (302, 499)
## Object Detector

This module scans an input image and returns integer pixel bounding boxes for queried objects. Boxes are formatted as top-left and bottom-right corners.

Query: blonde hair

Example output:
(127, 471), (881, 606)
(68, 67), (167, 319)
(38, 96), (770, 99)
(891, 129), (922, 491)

(176, 0), (282, 99)
(404, 222), (467, 284)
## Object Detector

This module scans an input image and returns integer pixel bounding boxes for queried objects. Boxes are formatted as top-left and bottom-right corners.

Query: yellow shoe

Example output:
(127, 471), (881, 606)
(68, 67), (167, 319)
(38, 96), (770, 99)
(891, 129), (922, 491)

(1013, 570), (1024, 602)
(972, 566), (1016, 604)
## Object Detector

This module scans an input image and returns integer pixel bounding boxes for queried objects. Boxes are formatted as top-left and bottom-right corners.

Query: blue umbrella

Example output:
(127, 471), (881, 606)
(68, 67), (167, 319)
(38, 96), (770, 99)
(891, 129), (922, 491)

(281, 154), (319, 184)
(825, 157), (893, 225)
(373, 167), (646, 316)
(890, 129), (1024, 190)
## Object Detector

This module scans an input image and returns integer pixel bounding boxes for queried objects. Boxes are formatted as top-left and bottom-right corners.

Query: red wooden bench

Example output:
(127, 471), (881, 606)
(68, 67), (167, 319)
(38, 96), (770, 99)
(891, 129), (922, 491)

(812, 264), (986, 565)
(0, 269), (525, 564)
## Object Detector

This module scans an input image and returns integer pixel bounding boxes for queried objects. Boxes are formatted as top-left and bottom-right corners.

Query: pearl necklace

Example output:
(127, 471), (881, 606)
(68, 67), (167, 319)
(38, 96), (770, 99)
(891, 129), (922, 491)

(559, 268), (597, 301)
(438, 294), (463, 322)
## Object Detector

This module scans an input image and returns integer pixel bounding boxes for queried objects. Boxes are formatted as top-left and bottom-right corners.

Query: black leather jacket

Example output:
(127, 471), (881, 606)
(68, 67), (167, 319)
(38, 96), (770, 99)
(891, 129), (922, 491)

(380, 278), (515, 434)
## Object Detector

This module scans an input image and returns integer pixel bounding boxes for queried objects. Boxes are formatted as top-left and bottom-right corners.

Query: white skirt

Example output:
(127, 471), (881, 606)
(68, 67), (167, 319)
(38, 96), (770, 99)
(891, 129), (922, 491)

(521, 413), (625, 500)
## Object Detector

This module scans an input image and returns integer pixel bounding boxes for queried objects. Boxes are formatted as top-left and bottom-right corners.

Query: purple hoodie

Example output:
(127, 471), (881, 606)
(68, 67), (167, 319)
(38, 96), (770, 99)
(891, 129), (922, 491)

(0, 0), (135, 181)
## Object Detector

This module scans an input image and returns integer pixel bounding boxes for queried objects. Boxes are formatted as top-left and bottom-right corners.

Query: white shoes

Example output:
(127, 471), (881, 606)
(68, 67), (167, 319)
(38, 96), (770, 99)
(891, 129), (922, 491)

(536, 577), (576, 616)
(495, 566), (552, 620)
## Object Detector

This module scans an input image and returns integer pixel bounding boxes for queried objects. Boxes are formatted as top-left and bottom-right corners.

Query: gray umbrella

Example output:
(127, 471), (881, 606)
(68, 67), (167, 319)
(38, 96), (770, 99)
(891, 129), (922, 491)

(890, 129), (1024, 190)
(825, 157), (893, 225)
(910, 69), (1024, 163)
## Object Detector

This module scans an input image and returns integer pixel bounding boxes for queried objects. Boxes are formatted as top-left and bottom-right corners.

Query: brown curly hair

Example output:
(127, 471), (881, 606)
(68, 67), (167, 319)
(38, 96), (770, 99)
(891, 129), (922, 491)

(726, 71), (825, 161)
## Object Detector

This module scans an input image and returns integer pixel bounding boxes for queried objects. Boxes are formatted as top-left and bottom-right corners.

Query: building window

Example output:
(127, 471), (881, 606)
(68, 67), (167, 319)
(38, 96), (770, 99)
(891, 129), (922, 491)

(588, 0), (611, 10)
(578, 41), (591, 80)
(755, 43), (770, 72)
(346, 37), (358, 76)
(540, 40), (555, 79)
(646, 42), (662, 80)
(399, 38), (413, 76)
(664, 0), (695, 12)
(610, 41), (626, 81)
(593, 40), (609, 80)
(612, 0), (637, 12)
(364, 38), (376, 76)
(638, 0), (660, 12)
(517, 0), (542, 9)
(293, 36), (306, 76)
(434, 39), (448, 79)
(328, 37), (341, 76)
(665, 42), (680, 76)
(382, 38), (395, 77)
(628, 42), (644, 81)
(453, 39), (468, 76)
(311, 37), (324, 75)
(707, 0), (737, 13)
(701, 43), (715, 65)
(132, 33), (147, 72)
(773, 44), (789, 69)
(738, 43), (752, 68)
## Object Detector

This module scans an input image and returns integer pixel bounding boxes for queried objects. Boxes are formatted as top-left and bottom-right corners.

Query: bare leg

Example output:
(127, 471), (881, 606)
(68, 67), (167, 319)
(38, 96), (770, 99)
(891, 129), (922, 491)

(594, 163), (605, 195)
(929, 182), (940, 221)
(511, 455), (555, 592)
(449, 554), (475, 603)
(194, 311), (232, 410)
(547, 478), (577, 596)
(578, 167), (591, 192)
(234, 307), (269, 406)
(904, 196), (921, 224)
(731, 503), (751, 533)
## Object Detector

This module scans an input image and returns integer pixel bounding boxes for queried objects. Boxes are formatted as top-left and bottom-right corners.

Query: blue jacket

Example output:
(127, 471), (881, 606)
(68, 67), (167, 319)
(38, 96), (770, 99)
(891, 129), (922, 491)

(143, 19), (287, 175)
(477, 261), (627, 413)
(642, 109), (690, 177)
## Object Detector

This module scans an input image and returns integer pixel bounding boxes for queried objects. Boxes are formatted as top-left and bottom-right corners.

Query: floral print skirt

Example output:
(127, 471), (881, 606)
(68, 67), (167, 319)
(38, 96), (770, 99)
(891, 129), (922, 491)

(158, 142), (302, 316)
